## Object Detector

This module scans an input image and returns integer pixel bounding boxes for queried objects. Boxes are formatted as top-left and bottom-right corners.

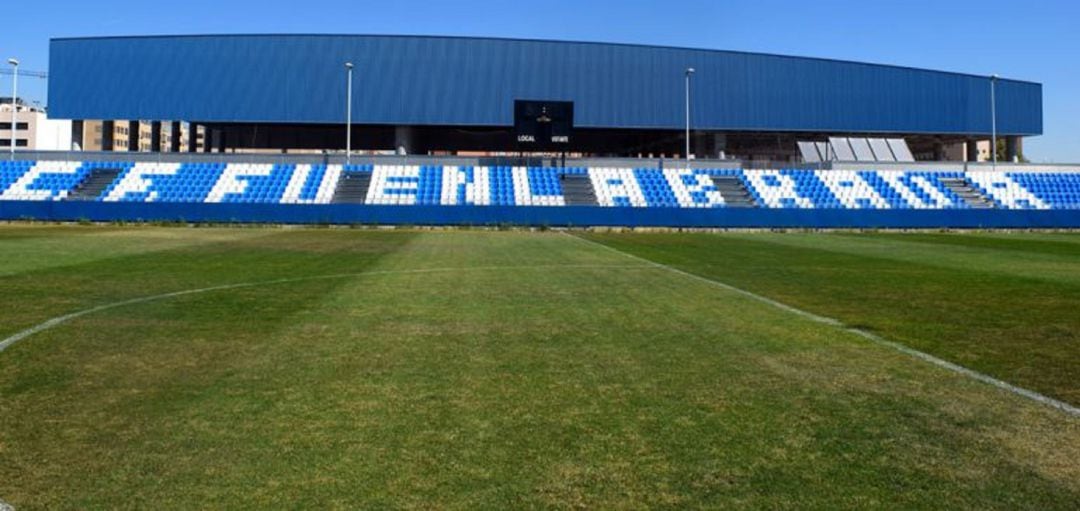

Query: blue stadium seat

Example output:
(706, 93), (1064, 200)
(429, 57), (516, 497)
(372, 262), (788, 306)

(1, 160), (1079, 215)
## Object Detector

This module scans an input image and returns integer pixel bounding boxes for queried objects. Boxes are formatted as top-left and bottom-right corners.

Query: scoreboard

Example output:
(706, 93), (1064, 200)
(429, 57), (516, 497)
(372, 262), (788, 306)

(514, 100), (573, 150)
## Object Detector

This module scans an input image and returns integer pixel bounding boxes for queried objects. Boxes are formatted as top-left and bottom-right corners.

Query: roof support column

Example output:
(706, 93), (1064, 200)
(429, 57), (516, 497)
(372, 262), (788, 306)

(128, 121), (139, 152)
(395, 126), (413, 155)
(150, 121), (162, 153)
(965, 139), (979, 162)
(102, 120), (114, 151)
(712, 133), (727, 160)
(170, 121), (181, 152)
(932, 139), (945, 162)
(71, 120), (84, 150)
(1006, 136), (1020, 162)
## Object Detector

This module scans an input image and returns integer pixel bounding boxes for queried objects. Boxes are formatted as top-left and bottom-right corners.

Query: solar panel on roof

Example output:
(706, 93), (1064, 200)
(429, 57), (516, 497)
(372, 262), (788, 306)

(797, 141), (822, 163)
(887, 138), (915, 162)
(815, 142), (832, 161)
(849, 138), (876, 162)
(828, 137), (856, 161)
(868, 138), (896, 162)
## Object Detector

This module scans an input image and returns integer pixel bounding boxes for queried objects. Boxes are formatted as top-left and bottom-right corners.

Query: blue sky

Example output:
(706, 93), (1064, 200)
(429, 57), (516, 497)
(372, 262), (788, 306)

(3, 0), (1078, 162)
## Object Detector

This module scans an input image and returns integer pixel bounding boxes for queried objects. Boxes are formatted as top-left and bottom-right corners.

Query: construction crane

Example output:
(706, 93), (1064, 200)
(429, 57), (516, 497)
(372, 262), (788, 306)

(1, 68), (49, 114)
(0, 68), (48, 79)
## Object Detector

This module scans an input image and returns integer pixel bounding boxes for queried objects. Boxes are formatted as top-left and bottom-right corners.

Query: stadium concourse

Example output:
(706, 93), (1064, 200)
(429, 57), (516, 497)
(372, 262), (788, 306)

(1, 158), (1079, 228)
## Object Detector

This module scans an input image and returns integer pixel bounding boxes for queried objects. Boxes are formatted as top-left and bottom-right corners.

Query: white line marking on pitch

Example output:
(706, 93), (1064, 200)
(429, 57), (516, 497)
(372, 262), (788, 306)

(0, 263), (649, 354)
(566, 233), (1080, 418)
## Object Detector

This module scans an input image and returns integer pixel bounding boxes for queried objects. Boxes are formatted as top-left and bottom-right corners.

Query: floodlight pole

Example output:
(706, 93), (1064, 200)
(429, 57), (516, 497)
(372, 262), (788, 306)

(990, 74), (998, 171)
(685, 67), (695, 168)
(7, 58), (17, 159)
(345, 62), (354, 165)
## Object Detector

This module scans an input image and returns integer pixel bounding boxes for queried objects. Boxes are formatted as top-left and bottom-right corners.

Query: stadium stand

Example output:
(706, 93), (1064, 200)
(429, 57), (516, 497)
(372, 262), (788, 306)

(2, 160), (1080, 211)
(1008, 172), (1080, 209)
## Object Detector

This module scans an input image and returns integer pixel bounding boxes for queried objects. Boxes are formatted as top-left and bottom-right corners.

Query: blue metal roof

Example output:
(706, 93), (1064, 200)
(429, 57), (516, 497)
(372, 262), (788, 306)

(48, 34), (1042, 136)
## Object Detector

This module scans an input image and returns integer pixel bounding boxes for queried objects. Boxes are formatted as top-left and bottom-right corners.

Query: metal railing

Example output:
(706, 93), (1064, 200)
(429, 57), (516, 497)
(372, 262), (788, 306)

(7, 150), (1080, 173)
(9, 150), (749, 170)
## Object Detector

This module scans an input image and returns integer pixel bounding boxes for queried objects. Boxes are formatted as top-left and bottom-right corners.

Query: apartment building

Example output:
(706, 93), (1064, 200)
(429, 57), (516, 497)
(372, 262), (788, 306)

(0, 98), (73, 151)
(74, 120), (204, 152)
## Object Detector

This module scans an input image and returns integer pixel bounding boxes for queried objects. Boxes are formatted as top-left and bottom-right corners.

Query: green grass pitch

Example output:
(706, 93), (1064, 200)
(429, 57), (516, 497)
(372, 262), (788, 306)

(0, 225), (1077, 508)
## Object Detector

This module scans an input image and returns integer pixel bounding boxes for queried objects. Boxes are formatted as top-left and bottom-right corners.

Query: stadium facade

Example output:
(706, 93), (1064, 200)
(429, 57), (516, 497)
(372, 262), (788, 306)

(11, 34), (1074, 229)
(48, 34), (1041, 162)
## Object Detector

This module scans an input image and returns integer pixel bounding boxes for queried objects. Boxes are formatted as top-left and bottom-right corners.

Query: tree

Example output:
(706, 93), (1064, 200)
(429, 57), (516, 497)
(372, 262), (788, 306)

(991, 138), (1027, 163)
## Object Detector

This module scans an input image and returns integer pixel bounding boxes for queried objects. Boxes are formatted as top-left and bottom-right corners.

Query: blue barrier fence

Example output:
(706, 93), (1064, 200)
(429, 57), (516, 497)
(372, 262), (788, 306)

(2, 201), (1079, 228)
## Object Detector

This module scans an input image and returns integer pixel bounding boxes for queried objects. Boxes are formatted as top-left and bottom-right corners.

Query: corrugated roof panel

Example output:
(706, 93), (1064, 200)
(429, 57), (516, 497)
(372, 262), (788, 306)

(48, 35), (1042, 136)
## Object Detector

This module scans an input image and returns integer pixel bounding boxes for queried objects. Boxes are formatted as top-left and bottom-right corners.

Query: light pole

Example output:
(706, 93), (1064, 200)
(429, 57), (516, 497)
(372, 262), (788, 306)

(7, 58), (17, 159)
(345, 62), (354, 165)
(685, 67), (695, 168)
(990, 74), (998, 170)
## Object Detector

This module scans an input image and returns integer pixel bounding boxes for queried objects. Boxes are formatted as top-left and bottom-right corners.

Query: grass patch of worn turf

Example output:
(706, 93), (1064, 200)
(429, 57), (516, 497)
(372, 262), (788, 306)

(582, 231), (1080, 406)
(1, 226), (1077, 508)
